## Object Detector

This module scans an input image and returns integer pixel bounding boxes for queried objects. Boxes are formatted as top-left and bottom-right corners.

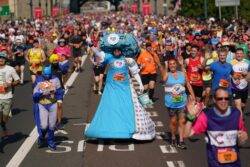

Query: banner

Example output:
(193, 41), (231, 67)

(52, 7), (59, 17)
(142, 3), (151, 15)
(34, 7), (43, 19)
(131, 4), (137, 14)
(63, 8), (69, 15)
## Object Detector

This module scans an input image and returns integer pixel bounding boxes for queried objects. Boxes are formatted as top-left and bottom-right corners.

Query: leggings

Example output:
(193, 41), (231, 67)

(38, 103), (57, 130)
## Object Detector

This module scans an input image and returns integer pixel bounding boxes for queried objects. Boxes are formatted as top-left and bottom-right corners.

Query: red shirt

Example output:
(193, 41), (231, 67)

(186, 57), (203, 86)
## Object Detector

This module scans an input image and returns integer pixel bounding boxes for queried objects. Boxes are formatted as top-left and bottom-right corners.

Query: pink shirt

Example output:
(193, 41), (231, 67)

(192, 111), (247, 135)
(53, 46), (71, 58)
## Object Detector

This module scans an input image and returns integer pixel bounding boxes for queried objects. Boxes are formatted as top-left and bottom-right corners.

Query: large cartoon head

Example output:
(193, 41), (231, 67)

(42, 64), (52, 79)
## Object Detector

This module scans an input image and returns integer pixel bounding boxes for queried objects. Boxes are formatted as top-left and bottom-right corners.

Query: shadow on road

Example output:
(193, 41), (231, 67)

(55, 136), (69, 145)
(11, 108), (28, 116)
(0, 132), (29, 153)
(86, 138), (154, 145)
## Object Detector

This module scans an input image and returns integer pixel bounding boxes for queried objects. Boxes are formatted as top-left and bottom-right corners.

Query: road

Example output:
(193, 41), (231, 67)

(1, 56), (250, 167)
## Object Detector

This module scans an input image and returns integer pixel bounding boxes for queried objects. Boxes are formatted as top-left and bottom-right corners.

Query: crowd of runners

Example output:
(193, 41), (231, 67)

(0, 11), (249, 166)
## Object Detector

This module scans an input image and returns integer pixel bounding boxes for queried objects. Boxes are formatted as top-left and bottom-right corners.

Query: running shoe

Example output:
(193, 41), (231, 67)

(37, 138), (45, 148)
(48, 144), (56, 151)
(56, 123), (64, 130)
(177, 142), (187, 149)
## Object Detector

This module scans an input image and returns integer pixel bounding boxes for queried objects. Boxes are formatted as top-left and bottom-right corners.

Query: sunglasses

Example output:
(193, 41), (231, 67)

(216, 97), (229, 101)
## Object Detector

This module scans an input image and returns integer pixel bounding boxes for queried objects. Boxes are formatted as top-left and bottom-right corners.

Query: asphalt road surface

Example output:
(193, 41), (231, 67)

(1, 57), (250, 167)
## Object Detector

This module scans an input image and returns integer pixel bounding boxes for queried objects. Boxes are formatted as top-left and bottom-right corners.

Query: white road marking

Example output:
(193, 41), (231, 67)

(97, 141), (104, 152)
(166, 161), (186, 167)
(77, 140), (86, 152)
(159, 145), (178, 153)
(109, 144), (135, 151)
(6, 55), (87, 167)
(54, 129), (68, 135)
(155, 121), (164, 127)
(46, 140), (74, 154)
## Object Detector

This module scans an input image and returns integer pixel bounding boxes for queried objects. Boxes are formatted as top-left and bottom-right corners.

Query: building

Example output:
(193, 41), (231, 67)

(127, 0), (174, 16)
(0, 0), (70, 19)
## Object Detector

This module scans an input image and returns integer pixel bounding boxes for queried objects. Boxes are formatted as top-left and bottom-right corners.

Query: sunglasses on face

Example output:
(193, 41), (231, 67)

(216, 97), (230, 101)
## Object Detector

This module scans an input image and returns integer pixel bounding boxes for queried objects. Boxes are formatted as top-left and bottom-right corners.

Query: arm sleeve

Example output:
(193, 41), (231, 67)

(126, 58), (140, 75)
(192, 112), (208, 135)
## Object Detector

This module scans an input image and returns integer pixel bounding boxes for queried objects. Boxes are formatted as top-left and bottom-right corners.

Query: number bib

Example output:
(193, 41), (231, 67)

(0, 85), (6, 94)
(113, 73), (125, 81)
(190, 73), (201, 83)
(217, 148), (237, 164)
(219, 79), (229, 88)
(172, 94), (183, 103)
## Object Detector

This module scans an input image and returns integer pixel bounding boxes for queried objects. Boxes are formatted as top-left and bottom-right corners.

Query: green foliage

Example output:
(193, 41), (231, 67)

(179, 0), (250, 22)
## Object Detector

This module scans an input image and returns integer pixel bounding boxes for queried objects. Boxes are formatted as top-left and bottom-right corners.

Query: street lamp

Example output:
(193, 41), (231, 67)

(29, 0), (33, 19)
(204, 0), (208, 18)
(45, 0), (48, 16)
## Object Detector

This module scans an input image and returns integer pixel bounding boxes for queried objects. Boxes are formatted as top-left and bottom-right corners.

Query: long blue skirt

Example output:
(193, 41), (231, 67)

(85, 82), (135, 139)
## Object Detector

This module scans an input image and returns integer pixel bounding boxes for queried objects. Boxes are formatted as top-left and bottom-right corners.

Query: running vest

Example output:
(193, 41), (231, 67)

(187, 57), (203, 86)
(164, 71), (187, 109)
(204, 108), (241, 167)
(231, 59), (249, 91)
(28, 48), (43, 64)
(28, 48), (43, 73)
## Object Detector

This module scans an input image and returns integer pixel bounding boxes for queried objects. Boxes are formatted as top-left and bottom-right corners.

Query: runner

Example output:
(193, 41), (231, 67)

(207, 47), (233, 94)
(12, 38), (26, 84)
(33, 64), (64, 150)
(70, 29), (83, 72)
(0, 52), (20, 139)
(25, 39), (46, 83)
(160, 58), (195, 149)
(231, 48), (250, 114)
(137, 42), (160, 102)
(184, 88), (248, 167)
(85, 33), (155, 140)
(185, 45), (204, 102)
(90, 48), (106, 95)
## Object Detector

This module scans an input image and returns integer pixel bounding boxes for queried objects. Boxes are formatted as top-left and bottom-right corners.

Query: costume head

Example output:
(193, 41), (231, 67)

(100, 33), (140, 58)
(42, 65), (52, 80)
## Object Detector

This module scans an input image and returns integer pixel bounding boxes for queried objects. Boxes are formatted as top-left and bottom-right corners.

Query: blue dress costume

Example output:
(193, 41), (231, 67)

(85, 54), (135, 138)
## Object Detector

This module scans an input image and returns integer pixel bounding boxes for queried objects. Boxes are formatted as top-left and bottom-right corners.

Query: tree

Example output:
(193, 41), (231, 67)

(70, 0), (88, 14)
(179, 0), (250, 22)
(109, 0), (122, 11)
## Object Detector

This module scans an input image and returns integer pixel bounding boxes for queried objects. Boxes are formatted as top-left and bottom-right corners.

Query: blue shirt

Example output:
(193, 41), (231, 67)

(210, 61), (232, 93)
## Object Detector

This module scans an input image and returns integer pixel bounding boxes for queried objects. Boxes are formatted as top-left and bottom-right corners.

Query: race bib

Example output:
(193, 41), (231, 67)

(219, 79), (229, 88)
(113, 73), (125, 81)
(0, 85), (6, 94)
(172, 94), (183, 103)
(217, 148), (237, 164)
(190, 73), (201, 82)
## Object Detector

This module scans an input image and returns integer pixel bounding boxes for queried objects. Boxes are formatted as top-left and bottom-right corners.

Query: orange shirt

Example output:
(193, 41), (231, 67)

(137, 49), (157, 75)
